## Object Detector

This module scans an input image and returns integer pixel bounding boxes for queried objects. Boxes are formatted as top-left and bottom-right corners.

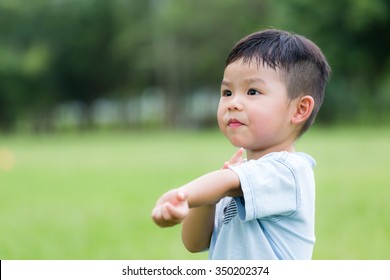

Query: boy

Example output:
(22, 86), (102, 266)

(151, 29), (331, 259)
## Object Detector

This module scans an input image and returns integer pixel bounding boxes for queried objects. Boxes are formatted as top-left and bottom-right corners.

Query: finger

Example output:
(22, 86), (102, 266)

(230, 147), (244, 163)
(151, 206), (158, 219)
(154, 206), (174, 227)
(152, 206), (163, 225)
(151, 207), (157, 218)
(162, 203), (173, 221)
(166, 204), (189, 219)
(176, 190), (187, 202)
(165, 202), (188, 220)
(222, 161), (229, 169)
(224, 147), (245, 168)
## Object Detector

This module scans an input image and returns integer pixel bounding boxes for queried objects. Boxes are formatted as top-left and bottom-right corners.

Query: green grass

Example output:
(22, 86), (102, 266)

(0, 127), (389, 259)
(297, 126), (390, 259)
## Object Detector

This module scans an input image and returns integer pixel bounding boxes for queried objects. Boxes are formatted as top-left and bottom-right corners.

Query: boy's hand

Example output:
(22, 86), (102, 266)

(223, 147), (245, 169)
(151, 189), (189, 227)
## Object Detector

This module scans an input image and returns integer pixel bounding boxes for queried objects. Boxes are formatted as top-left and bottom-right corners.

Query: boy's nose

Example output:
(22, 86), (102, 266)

(227, 96), (243, 111)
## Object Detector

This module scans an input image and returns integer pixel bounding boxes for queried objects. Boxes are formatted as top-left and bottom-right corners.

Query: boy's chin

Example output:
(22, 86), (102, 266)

(226, 136), (246, 149)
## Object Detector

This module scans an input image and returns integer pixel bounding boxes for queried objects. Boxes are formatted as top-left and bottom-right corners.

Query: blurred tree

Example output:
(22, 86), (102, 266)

(0, 0), (132, 130)
(0, 0), (55, 130)
(0, 0), (389, 131)
(48, 0), (120, 128)
(141, 0), (269, 126)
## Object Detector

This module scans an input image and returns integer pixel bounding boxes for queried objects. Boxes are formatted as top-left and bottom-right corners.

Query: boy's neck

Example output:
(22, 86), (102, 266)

(245, 142), (296, 160)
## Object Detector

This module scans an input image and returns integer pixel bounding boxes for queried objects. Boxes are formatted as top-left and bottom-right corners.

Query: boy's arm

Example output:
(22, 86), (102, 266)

(182, 204), (215, 252)
(152, 168), (241, 251)
(151, 148), (244, 251)
(152, 169), (241, 226)
(182, 169), (242, 206)
(181, 148), (244, 252)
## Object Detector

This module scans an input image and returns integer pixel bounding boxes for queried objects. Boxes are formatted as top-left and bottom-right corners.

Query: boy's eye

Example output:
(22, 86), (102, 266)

(247, 89), (261, 95)
(222, 90), (232, 97)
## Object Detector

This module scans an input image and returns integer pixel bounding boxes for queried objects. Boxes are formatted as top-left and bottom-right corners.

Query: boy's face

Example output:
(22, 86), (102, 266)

(217, 59), (298, 158)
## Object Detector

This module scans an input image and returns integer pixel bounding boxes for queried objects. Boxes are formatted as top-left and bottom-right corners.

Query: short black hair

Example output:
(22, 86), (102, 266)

(226, 29), (331, 135)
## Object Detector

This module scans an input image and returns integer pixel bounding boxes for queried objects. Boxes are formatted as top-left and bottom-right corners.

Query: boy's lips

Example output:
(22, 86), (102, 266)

(227, 118), (244, 128)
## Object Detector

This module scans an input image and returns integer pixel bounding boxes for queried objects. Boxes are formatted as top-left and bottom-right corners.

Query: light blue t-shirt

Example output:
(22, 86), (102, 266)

(208, 152), (316, 260)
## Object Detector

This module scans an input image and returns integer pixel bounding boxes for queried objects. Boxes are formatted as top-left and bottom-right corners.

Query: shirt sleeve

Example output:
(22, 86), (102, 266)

(229, 153), (299, 221)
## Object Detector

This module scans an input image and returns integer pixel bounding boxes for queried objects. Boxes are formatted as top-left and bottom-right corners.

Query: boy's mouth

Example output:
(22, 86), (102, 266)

(228, 118), (244, 128)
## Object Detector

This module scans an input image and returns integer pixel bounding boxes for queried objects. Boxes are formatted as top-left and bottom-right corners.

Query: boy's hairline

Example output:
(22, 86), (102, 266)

(225, 56), (306, 99)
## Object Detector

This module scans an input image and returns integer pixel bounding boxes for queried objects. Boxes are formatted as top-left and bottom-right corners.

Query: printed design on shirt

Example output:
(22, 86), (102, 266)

(222, 199), (237, 225)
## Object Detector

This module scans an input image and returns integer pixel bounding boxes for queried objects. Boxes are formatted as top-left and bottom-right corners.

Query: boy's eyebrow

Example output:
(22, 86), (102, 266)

(221, 80), (231, 87)
(245, 77), (266, 85)
(221, 77), (266, 87)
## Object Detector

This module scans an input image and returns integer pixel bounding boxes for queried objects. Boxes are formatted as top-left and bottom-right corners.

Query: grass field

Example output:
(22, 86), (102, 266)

(0, 126), (389, 259)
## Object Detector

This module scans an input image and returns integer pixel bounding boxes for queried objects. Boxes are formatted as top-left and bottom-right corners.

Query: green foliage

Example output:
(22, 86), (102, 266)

(1, 0), (390, 131)
(0, 127), (389, 259)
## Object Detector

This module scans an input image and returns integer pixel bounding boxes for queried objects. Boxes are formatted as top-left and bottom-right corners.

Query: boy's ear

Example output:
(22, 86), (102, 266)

(291, 95), (314, 125)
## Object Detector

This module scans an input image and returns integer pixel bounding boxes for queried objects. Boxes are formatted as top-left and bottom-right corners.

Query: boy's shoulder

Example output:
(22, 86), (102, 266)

(229, 151), (316, 186)
(252, 151), (316, 169)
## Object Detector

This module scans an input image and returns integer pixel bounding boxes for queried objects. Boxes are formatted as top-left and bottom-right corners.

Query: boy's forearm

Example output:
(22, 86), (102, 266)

(179, 169), (242, 208)
(181, 169), (240, 252)
(182, 205), (215, 252)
